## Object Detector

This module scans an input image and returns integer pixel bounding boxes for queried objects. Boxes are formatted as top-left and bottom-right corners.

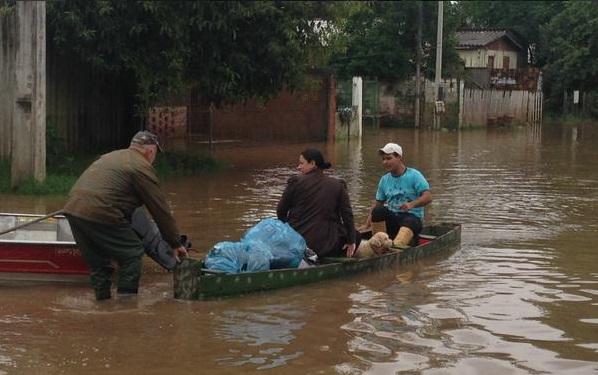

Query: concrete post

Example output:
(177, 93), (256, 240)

(351, 76), (362, 138)
(414, 1), (423, 128)
(326, 74), (337, 142)
(433, 1), (443, 130)
(11, 1), (45, 188)
(458, 79), (464, 129)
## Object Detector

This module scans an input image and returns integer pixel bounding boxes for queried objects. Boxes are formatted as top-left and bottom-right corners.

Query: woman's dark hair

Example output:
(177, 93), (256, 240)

(301, 148), (331, 170)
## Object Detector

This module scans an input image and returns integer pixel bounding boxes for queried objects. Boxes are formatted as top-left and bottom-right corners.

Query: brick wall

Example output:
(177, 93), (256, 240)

(149, 74), (335, 145)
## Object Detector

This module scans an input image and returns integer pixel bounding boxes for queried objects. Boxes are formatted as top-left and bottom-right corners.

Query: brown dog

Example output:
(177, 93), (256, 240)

(355, 232), (393, 258)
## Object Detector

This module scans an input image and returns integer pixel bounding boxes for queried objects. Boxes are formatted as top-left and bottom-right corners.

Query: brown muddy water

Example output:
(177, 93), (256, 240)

(1, 124), (598, 374)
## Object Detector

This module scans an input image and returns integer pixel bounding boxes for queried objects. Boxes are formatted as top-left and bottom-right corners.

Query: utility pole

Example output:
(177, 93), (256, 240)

(414, 1), (423, 128)
(433, 1), (443, 130)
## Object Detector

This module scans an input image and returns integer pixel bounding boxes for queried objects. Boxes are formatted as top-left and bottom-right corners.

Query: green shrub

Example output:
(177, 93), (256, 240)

(0, 159), (80, 195)
(11, 175), (78, 196)
(1, 148), (223, 196)
(154, 151), (224, 177)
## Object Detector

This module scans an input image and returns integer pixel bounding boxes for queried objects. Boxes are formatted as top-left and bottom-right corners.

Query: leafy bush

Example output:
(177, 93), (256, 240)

(154, 151), (224, 177)
(1, 146), (223, 195)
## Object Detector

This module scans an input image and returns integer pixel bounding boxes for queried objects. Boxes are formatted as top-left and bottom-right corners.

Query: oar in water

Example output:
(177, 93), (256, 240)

(0, 210), (64, 237)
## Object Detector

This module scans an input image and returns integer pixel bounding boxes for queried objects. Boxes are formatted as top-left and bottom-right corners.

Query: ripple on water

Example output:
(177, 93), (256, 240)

(360, 351), (430, 373)
(3, 128), (598, 374)
(347, 336), (392, 356)
(424, 357), (532, 375)
(212, 303), (306, 369)
(0, 315), (32, 324)
(340, 320), (376, 334)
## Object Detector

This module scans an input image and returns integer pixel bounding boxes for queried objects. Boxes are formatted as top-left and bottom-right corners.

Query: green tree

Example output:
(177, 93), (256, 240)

(332, 1), (463, 82)
(48, 1), (190, 114)
(47, 1), (350, 114)
(183, 1), (353, 105)
(542, 1), (598, 113)
(458, 1), (564, 66)
(0, 0), (15, 14)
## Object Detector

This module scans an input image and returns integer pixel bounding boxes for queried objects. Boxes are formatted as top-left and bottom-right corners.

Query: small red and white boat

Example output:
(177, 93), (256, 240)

(0, 213), (89, 283)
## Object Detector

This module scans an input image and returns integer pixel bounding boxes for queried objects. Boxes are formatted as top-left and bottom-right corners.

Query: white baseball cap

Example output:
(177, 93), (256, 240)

(379, 143), (403, 156)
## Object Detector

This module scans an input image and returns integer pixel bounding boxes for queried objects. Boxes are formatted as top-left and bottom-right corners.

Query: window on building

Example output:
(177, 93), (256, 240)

(503, 56), (510, 70)
(488, 55), (495, 69)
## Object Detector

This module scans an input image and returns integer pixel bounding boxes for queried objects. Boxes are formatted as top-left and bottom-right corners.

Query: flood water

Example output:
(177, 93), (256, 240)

(1, 123), (598, 374)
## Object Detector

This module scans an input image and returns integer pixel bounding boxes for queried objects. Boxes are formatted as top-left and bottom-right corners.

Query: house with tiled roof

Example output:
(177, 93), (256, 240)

(456, 29), (526, 70)
(455, 29), (539, 90)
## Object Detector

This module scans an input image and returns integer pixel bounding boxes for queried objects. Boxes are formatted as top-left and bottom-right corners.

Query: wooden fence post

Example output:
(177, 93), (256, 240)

(11, 1), (45, 188)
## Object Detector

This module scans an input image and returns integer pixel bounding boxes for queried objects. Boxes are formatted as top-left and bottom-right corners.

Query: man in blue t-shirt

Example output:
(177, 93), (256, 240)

(363, 142), (432, 248)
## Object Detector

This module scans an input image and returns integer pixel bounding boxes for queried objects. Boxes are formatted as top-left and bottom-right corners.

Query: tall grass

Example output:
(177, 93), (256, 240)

(0, 156), (91, 195)
(154, 151), (225, 177)
(544, 114), (598, 126)
(0, 151), (223, 196)
(2, 119), (223, 195)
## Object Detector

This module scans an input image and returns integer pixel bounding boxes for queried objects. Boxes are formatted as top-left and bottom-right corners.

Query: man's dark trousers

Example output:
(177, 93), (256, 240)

(65, 214), (144, 300)
(371, 206), (423, 246)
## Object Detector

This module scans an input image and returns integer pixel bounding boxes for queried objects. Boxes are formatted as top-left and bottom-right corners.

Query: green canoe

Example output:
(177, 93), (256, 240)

(174, 223), (461, 300)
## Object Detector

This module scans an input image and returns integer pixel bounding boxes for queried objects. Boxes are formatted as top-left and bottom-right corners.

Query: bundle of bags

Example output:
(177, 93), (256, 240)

(204, 218), (306, 273)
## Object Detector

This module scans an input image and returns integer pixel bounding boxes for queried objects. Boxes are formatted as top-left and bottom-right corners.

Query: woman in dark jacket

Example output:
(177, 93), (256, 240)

(276, 148), (359, 258)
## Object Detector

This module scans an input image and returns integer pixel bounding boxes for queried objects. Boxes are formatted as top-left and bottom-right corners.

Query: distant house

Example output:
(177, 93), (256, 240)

(456, 29), (539, 90)
(456, 29), (526, 70)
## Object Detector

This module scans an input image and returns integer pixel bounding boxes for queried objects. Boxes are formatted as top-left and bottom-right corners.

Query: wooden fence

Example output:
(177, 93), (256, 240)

(0, 10), (16, 160)
(46, 52), (134, 152)
(1, 7), (135, 159)
(461, 88), (543, 127)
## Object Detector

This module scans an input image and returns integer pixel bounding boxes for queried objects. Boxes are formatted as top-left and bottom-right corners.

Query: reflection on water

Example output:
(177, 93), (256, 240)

(213, 303), (305, 369)
(1, 124), (598, 374)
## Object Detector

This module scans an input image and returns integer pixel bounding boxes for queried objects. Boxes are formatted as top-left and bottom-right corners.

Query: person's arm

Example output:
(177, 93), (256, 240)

(276, 176), (297, 222)
(399, 190), (432, 211)
(171, 246), (188, 262)
(359, 176), (387, 230)
(133, 163), (182, 249)
(399, 171), (432, 211)
(131, 208), (187, 267)
(360, 200), (385, 229)
(338, 181), (356, 256)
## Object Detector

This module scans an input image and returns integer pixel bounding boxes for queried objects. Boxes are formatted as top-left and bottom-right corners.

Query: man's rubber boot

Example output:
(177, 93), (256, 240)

(95, 289), (111, 301)
(393, 227), (414, 249)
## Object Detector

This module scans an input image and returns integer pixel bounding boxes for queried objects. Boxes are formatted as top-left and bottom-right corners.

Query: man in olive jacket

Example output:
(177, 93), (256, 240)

(63, 131), (187, 300)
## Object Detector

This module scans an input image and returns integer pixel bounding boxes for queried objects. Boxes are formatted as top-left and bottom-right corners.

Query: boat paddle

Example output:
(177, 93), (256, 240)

(0, 210), (64, 237)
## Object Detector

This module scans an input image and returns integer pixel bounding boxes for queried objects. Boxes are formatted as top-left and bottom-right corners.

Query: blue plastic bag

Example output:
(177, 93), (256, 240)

(204, 241), (270, 273)
(242, 218), (306, 269)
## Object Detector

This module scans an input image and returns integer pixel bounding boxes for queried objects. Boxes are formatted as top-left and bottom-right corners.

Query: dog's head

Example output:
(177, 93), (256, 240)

(369, 232), (393, 252)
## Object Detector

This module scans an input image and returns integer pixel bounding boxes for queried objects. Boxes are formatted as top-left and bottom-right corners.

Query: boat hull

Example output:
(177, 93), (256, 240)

(174, 223), (461, 300)
(0, 213), (89, 283)
(0, 242), (88, 275)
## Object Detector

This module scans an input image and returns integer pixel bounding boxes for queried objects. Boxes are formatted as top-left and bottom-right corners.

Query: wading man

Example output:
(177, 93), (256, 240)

(63, 131), (187, 300)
